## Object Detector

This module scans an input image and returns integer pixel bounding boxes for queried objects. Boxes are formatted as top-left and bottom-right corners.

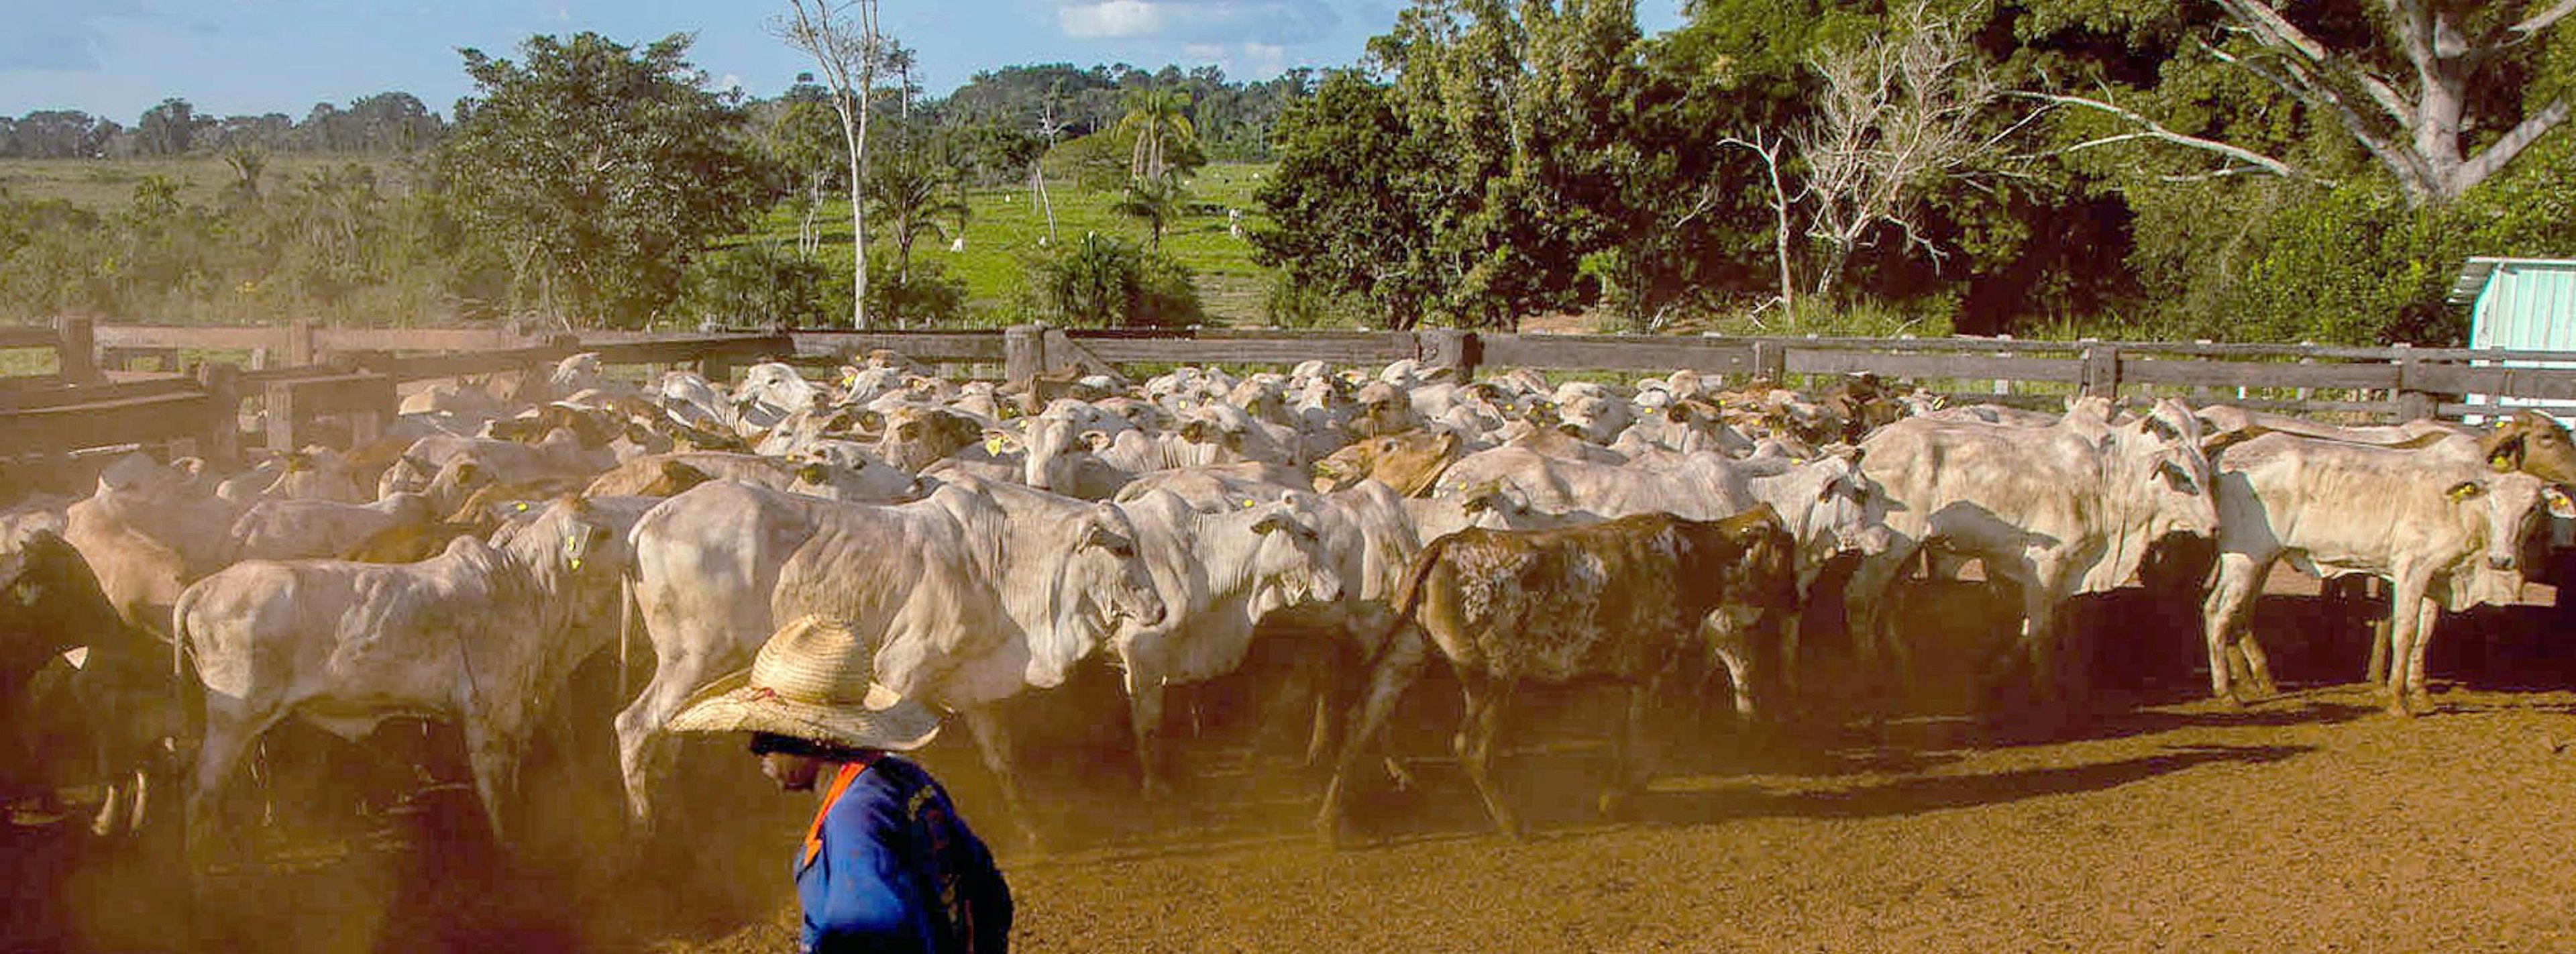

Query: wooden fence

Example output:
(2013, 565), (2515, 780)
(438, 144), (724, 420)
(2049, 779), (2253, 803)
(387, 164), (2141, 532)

(11, 317), (2576, 468)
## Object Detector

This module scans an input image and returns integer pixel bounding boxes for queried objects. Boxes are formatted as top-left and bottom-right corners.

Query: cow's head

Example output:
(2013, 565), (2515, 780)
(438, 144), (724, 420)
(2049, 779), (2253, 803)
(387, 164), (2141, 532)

(1244, 492), (1346, 613)
(2446, 475), (2554, 578)
(2483, 410), (2576, 486)
(1062, 503), (1167, 637)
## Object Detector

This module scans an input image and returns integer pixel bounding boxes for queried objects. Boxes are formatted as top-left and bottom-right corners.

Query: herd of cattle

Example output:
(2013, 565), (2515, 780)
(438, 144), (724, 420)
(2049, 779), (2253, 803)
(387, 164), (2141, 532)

(6, 350), (2576, 858)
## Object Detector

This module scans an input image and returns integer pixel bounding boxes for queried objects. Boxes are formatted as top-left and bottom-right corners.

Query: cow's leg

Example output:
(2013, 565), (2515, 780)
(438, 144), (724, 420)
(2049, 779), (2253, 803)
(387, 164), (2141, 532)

(2200, 553), (2268, 704)
(1842, 543), (1918, 696)
(959, 702), (1040, 850)
(1455, 670), (1521, 839)
(460, 713), (522, 850)
(2383, 574), (2436, 717)
(613, 653), (712, 835)
(186, 700), (281, 877)
(1118, 647), (1173, 804)
(1314, 626), (1427, 845)
(1599, 668), (1670, 823)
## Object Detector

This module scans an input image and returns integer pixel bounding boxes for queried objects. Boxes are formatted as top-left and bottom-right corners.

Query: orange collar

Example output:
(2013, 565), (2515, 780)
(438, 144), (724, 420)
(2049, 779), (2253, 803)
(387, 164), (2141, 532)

(801, 754), (879, 868)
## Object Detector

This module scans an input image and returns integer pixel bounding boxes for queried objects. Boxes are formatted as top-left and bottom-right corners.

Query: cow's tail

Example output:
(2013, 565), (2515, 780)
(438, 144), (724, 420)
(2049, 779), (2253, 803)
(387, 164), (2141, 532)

(1390, 534), (1452, 632)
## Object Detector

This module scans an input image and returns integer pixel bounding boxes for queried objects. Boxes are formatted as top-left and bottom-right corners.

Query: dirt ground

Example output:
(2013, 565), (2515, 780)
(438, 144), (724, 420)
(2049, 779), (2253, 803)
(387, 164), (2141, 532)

(14, 585), (2576, 953)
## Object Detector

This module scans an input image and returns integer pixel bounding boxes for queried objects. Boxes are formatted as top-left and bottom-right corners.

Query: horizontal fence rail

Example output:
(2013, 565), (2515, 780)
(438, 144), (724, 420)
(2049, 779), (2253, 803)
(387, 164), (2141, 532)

(11, 317), (2576, 466)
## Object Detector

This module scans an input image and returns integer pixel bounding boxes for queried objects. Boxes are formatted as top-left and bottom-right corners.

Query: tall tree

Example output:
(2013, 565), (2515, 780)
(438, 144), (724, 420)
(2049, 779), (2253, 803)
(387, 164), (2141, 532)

(137, 98), (205, 156)
(2026, 0), (2575, 207)
(435, 32), (763, 328)
(1116, 83), (1197, 182)
(773, 0), (885, 328)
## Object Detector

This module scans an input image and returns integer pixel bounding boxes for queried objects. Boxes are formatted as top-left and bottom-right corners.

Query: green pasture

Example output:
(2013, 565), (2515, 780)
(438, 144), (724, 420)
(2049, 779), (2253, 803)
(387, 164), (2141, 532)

(0, 154), (427, 210)
(743, 162), (1282, 325)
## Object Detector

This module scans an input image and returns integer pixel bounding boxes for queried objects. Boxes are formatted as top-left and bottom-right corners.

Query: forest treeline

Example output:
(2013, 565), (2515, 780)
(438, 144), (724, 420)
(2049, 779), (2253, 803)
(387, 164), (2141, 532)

(3, 0), (2573, 343)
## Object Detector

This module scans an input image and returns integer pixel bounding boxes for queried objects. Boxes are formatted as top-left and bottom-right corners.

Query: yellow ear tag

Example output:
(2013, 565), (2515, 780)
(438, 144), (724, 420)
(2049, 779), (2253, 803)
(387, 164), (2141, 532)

(985, 436), (1007, 456)
(1240, 498), (1256, 509)
(515, 502), (530, 513)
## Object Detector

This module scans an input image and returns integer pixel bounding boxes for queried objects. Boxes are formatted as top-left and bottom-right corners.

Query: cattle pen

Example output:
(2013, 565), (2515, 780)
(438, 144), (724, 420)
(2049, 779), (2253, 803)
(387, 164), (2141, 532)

(10, 317), (2576, 471)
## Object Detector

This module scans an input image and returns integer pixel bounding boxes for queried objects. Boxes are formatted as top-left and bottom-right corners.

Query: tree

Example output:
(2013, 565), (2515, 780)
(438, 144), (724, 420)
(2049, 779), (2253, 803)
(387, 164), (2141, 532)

(861, 148), (967, 290)
(435, 32), (764, 328)
(1251, 70), (1451, 329)
(773, 0), (885, 328)
(1116, 83), (1197, 181)
(2025, 0), (2573, 208)
(1114, 173), (1186, 248)
(137, 98), (205, 156)
(1792, 1), (2018, 299)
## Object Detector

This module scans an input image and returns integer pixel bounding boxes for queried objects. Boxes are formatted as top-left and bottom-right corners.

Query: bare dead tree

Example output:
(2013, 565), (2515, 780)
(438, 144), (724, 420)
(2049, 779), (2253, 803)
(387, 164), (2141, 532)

(1790, 1), (2020, 301)
(773, 0), (882, 329)
(1718, 134), (1794, 313)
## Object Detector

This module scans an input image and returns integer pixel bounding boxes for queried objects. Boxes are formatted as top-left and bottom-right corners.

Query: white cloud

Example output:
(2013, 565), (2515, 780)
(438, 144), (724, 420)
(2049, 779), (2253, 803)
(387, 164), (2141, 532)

(1057, 0), (1337, 45)
(1183, 42), (1289, 81)
(717, 73), (745, 91)
(1061, 0), (1165, 38)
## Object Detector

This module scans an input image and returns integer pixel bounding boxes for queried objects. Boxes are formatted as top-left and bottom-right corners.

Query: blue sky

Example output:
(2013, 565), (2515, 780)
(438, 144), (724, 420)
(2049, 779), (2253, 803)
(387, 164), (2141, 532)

(1, 0), (1686, 124)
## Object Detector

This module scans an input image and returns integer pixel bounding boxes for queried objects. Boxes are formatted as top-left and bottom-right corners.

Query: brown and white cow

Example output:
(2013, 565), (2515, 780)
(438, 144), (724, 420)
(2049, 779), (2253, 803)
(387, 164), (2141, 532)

(1316, 506), (1797, 842)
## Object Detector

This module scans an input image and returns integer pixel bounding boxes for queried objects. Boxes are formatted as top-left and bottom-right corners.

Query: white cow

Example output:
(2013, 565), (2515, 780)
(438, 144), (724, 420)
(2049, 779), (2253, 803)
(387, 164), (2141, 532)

(2199, 433), (2553, 714)
(176, 496), (637, 866)
(1851, 398), (2218, 702)
(1111, 488), (1344, 799)
(615, 476), (1167, 838)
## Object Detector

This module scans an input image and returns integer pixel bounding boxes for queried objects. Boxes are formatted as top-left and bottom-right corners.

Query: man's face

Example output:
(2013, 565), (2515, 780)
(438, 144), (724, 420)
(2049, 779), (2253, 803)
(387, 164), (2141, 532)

(759, 751), (826, 792)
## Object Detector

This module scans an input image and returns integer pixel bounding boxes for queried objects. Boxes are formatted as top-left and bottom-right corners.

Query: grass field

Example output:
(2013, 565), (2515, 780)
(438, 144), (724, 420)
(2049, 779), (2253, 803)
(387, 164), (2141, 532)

(740, 162), (1282, 325)
(2, 153), (1283, 326)
(0, 154), (433, 211)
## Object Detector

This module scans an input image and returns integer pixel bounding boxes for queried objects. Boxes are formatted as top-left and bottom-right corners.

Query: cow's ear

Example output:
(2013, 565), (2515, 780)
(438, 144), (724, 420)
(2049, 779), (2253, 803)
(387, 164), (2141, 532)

(2546, 486), (2576, 520)
(2447, 480), (2485, 502)
(2488, 431), (2525, 473)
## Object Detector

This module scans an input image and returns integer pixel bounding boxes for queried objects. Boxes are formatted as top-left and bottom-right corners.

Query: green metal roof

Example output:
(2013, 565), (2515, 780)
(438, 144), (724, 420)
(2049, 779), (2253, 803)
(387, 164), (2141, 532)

(2460, 257), (2576, 352)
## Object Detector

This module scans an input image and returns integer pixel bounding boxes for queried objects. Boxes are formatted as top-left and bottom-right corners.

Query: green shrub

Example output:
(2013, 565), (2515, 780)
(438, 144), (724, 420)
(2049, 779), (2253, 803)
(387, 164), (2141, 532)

(677, 241), (837, 327)
(1032, 231), (1205, 329)
(864, 249), (971, 327)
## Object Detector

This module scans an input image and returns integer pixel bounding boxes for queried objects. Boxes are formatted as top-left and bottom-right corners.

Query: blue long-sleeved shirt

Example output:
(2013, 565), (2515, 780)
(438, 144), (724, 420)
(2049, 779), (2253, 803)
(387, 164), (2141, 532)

(797, 755), (1012, 954)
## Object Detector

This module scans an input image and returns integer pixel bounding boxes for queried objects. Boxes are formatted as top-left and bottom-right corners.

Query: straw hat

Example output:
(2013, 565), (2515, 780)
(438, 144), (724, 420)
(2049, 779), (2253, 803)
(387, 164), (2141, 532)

(665, 615), (943, 751)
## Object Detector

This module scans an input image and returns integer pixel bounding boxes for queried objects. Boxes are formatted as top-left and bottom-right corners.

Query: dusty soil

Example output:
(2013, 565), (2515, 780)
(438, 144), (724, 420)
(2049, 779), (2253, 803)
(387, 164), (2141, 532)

(15, 590), (2576, 953)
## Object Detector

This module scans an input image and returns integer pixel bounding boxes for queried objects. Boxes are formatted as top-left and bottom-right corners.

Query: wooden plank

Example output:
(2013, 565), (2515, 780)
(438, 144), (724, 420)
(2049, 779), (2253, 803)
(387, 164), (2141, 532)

(2406, 364), (2576, 401)
(356, 345), (570, 382)
(278, 373), (396, 416)
(0, 392), (215, 455)
(582, 333), (794, 366)
(789, 331), (1009, 363)
(0, 377), (201, 413)
(0, 327), (59, 350)
(94, 325), (285, 350)
(1481, 334), (1758, 374)
(2118, 358), (2398, 390)
(1071, 336), (1407, 366)
(1785, 349), (2082, 382)
(321, 328), (529, 352)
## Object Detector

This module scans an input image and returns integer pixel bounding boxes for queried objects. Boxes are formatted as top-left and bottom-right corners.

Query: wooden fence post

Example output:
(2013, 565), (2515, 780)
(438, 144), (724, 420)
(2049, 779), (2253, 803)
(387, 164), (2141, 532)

(1421, 328), (1480, 380)
(1005, 325), (1046, 384)
(2081, 342), (2122, 400)
(197, 361), (243, 467)
(287, 319), (318, 368)
(2391, 342), (2438, 421)
(54, 316), (100, 386)
(1750, 340), (1787, 384)
(264, 380), (301, 452)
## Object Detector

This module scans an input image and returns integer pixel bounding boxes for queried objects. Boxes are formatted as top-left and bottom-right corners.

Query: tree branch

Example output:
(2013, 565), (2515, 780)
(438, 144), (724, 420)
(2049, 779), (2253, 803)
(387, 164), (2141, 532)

(2449, 97), (2575, 195)
(2514, 0), (2576, 37)
(2014, 91), (2304, 178)
(2211, 0), (2414, 125)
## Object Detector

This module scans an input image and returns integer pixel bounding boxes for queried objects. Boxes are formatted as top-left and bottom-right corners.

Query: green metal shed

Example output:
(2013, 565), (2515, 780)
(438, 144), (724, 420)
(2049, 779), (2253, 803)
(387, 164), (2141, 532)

(2449, 256), (2576, 421)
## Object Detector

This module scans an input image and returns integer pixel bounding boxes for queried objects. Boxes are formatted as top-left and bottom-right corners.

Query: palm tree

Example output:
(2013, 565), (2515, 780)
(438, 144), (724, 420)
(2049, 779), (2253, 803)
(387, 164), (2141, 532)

(1116, 85), (1195, 182)
(863, 149), (969, 284)
(1114, 173), (1187, 249)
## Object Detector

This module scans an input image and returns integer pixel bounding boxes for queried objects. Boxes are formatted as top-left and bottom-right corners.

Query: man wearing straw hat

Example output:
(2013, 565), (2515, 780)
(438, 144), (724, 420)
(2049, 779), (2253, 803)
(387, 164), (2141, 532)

(669, 615), (1012, 953)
